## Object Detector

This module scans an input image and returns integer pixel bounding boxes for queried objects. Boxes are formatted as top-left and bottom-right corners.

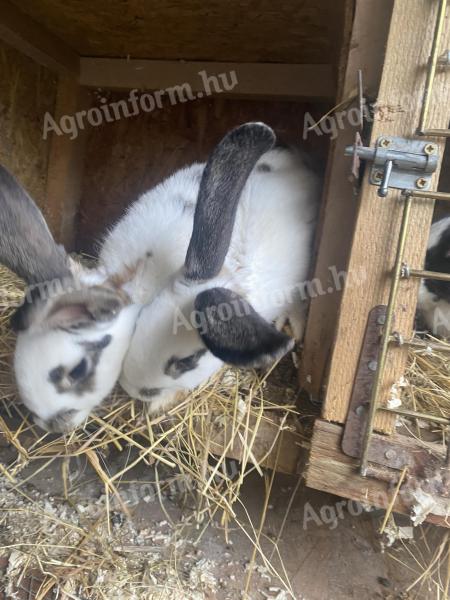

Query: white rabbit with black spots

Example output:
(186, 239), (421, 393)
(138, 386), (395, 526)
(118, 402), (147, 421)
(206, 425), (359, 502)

(0, 123), (320, 431)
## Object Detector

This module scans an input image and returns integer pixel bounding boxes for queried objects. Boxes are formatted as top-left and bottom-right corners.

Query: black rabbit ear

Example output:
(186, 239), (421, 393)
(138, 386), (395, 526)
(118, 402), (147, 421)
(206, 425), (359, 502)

(0, 164), (71, 285)
(184, 122), (275, 282)
(194, 287), (294, 369)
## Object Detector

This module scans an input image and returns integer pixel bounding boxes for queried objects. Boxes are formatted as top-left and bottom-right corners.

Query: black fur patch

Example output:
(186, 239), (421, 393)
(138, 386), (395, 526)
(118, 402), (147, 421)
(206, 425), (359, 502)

(164, 349), (207, 379)
(194, 287), (294, 368)
(10, 303), (30, 332)
(82, 334), (112, 352)
(184, 123), (275, 281)
(424, 226), (450, 302)
(47, 334), (112, 395)
(139, 387), (162, 398)
(10, 286), (45, 332)
(49, 365), (65, 384)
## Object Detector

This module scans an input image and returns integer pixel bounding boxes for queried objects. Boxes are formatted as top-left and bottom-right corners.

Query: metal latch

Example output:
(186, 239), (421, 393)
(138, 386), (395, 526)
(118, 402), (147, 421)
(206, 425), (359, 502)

(345, 136), (439, 197)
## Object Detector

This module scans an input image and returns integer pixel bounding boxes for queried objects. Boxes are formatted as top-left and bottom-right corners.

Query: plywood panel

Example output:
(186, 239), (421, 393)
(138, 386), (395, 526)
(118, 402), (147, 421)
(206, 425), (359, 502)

(76, 94), (329, 252)
(0, 39), (57, 209)
(0, 0), (79, 74)
(11, 0), (339, 65)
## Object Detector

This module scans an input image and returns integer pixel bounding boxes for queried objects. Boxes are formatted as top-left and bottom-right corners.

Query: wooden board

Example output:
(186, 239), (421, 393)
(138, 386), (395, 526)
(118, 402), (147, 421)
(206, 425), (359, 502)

(0, 0), (79, 74)
(11, 0), (340, 65)
(45, 76), (90, 248)
(0, 39), (57, 209)
(76, 95), (330, 252)
(321, 0), (450, 428)
(80, 59), (335, 100)
(212, 416), (305, 476)
(306, 420), (448, 527)
(300, 0), (393, 400)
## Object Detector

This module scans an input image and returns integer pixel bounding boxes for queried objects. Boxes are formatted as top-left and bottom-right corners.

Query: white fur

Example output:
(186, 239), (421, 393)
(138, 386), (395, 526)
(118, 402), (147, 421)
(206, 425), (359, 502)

(99, 148), (320, 408)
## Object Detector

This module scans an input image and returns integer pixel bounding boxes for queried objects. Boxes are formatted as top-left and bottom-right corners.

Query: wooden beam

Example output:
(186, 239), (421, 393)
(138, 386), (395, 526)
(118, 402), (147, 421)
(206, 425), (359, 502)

(213, 415), (304, 476)
(306, 420), (449, 527)
(320, 0), (450, 428)
(80, 58), (335, 99)
(300, 0), (393, 401)
(0, 0), (79, 74)
(45, 76), (90, 249)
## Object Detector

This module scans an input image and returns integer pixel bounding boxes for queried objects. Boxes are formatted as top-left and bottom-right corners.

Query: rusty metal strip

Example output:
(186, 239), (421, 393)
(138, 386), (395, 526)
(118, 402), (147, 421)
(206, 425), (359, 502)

(342, 305), (386, 459)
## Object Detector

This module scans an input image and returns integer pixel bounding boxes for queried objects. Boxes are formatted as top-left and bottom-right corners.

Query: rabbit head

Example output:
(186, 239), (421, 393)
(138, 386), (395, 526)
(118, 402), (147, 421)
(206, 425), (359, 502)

(0, 166), (138, 431)
(120, 123), (295, 412)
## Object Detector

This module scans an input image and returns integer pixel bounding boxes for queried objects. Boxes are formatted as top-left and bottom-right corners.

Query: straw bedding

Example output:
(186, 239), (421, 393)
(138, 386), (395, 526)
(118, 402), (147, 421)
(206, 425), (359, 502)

(0, 265), (449, 598)
(401, 335), (450, 421)
(0, 265), (310, 598)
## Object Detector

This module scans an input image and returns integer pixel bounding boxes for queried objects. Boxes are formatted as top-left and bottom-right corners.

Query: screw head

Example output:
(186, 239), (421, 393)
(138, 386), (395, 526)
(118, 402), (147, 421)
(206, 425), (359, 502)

(379, 138), (391, 148)
(377, 315), (386, 326)
(416, 177), (428, 189)
(368, 360), (378, 372)
(424, 143), (437, 155)
(373, 170), (384, 181)
(385, 449), (396, 460)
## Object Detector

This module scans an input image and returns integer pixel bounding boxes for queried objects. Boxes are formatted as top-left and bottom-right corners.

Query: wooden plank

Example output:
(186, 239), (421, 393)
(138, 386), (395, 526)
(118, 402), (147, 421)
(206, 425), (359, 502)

(0, 0), (79, 74)
(300, 0), (393, 400)
(80, 58), (335, 99)
(321, 0), (450, 428)
(12, 0), (338, 65)
(45, 76), (90, 248)
(212, 416), (305, 476)
(306, 420), (449, 527)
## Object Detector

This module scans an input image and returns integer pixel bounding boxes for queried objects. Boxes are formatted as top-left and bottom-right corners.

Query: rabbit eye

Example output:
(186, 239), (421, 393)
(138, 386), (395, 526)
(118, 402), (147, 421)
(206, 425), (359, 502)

(69, 358), (88, 381)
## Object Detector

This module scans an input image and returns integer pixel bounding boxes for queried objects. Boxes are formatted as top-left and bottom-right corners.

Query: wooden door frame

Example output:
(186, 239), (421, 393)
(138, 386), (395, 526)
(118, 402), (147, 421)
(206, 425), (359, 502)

(305, 0), (450, 526)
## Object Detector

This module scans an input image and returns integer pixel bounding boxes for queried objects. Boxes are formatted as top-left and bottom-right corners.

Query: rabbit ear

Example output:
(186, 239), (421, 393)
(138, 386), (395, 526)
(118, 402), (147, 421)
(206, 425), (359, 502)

(184, 122), (275, 281)
(0, 164), (71, 285)
(11, 286), (127, 332)
(194, 287), (294, 368)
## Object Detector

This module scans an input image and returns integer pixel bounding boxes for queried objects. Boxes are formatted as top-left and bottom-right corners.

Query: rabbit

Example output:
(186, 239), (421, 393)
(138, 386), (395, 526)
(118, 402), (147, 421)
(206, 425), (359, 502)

(417, 215), (450, 337)
(0, 122), (320, 432)
(0, 166), (140, 432)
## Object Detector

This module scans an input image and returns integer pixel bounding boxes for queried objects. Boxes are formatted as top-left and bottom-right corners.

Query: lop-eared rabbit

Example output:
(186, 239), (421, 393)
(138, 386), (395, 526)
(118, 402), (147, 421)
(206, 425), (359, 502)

(418, 216), (450, 337)
(0, 123), (320, 432)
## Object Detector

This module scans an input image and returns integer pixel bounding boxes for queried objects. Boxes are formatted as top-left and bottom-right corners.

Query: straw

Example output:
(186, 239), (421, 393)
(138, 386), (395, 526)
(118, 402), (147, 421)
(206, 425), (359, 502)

(0, 265), (306, 598)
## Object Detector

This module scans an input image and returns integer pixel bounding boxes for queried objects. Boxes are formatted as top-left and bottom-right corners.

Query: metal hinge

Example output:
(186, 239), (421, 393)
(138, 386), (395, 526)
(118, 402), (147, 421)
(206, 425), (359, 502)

(345, 136), (439, 197)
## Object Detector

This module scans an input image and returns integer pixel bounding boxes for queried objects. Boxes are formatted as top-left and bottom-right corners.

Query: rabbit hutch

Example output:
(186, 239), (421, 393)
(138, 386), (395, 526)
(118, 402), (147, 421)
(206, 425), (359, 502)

(0, 0), (450, 597)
